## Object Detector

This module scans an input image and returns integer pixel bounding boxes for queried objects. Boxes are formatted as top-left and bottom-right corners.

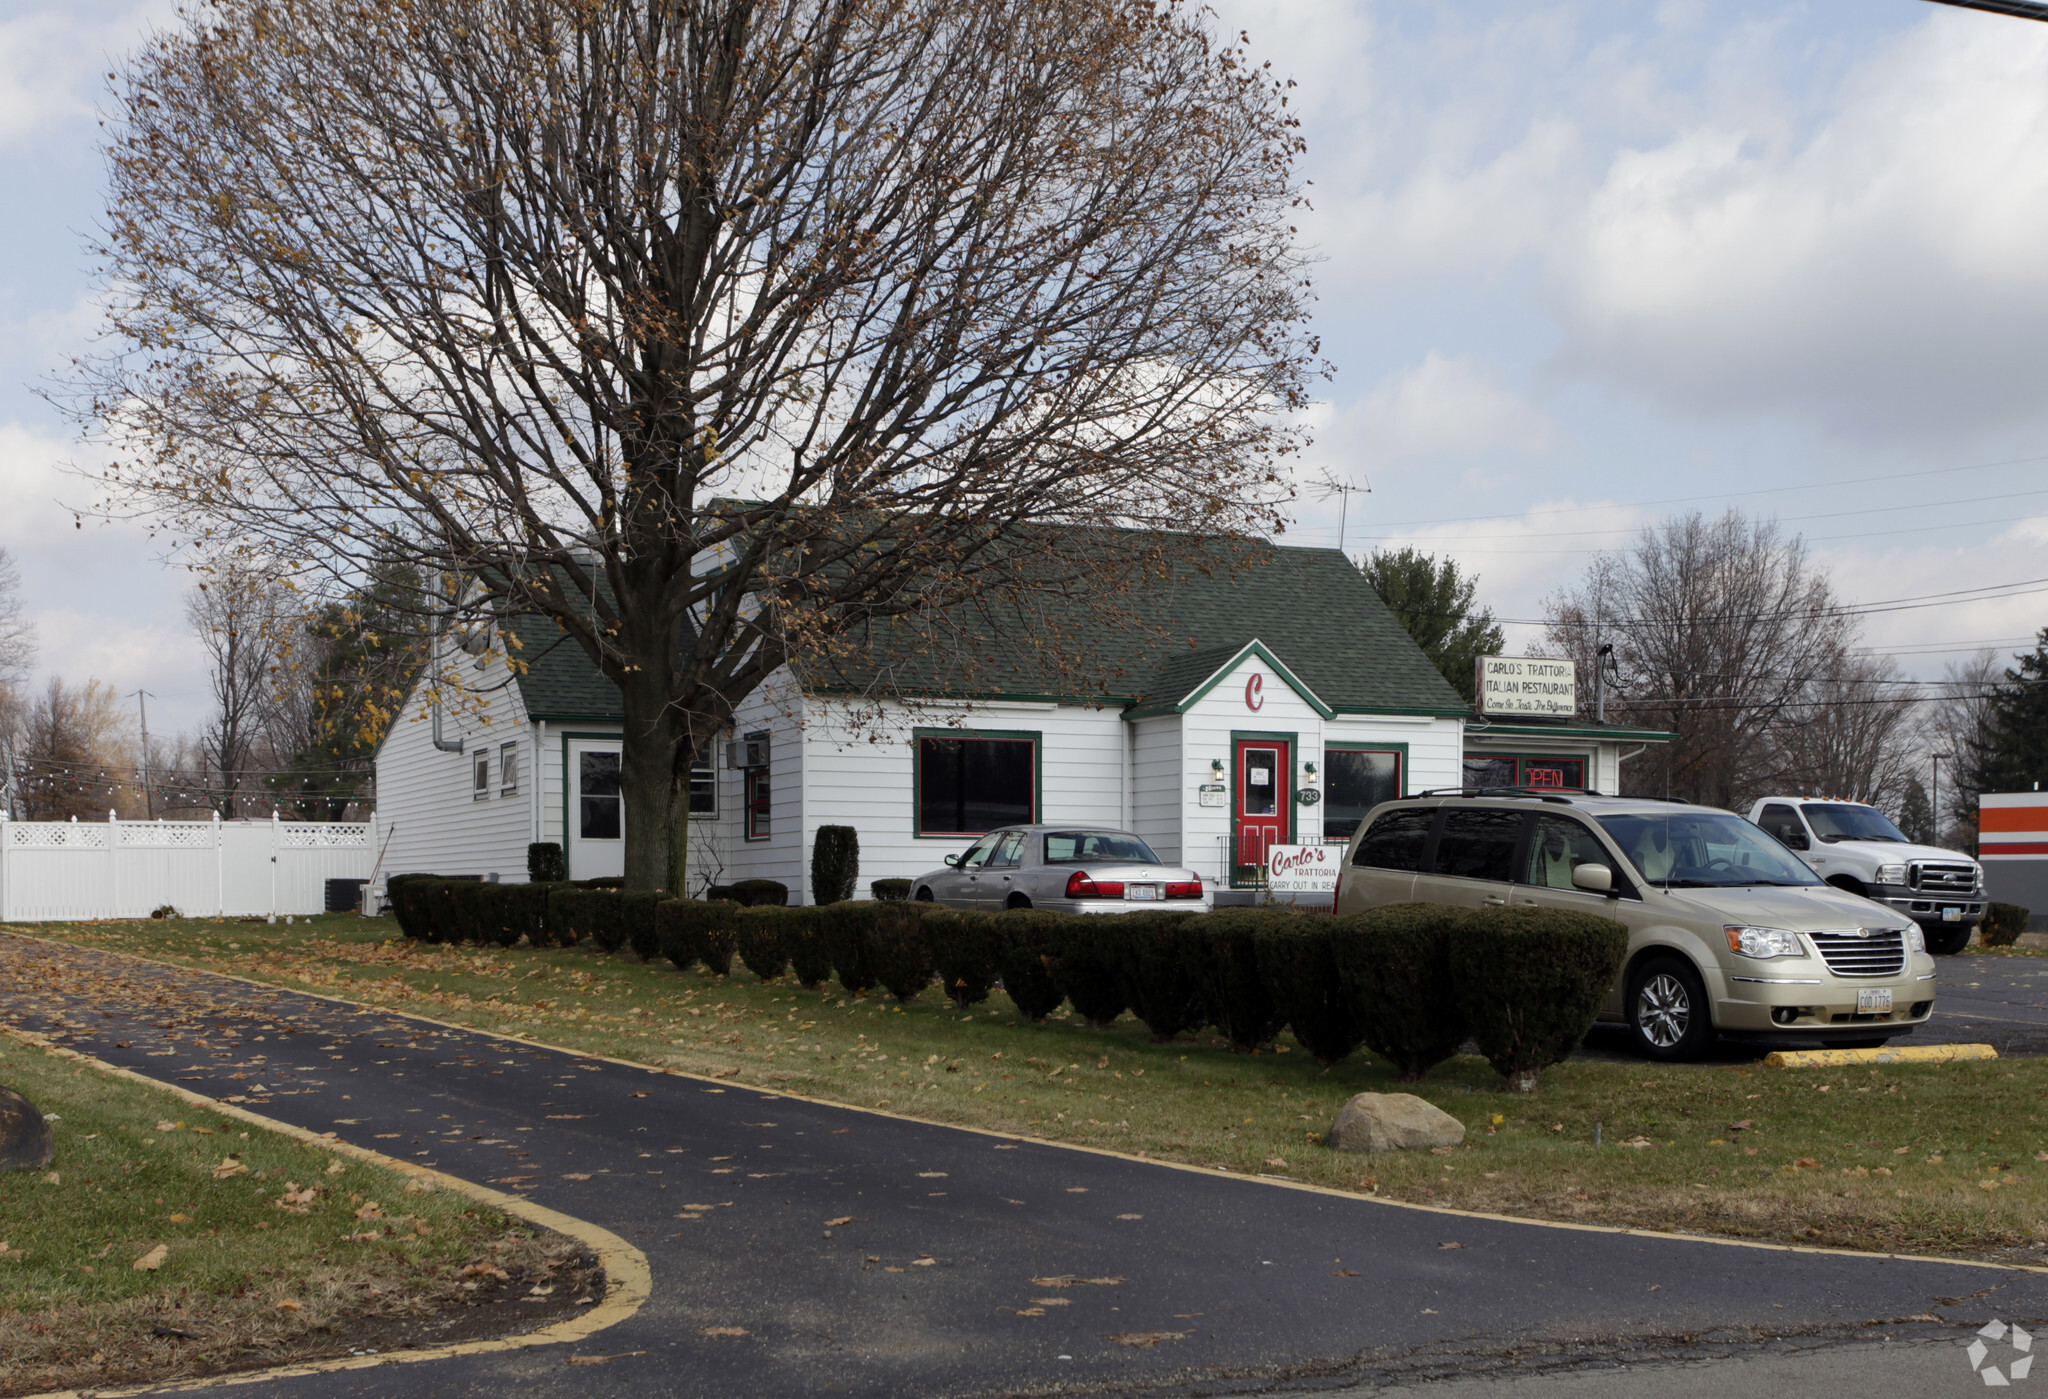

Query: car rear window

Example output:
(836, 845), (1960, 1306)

(1042, 831), (1162, 864)
(1354, 808), (1433, 872)
(1430, 809), (1525, 882)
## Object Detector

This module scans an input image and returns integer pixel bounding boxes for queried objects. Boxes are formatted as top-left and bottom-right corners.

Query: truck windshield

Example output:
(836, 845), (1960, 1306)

(1800, 802), (1907, 843)
(1596, 812), (1823, 889)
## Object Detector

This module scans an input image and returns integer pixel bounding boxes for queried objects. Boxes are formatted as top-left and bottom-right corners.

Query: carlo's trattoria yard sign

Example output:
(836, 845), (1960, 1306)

(1476, 656), (1577, 718)
(1266, 843), (1340, 894)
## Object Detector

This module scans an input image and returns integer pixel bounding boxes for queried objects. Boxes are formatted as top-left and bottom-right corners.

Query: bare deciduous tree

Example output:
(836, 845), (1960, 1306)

(187, 568), (299, 817)
(17, 677), (137, 820)
(1769, 646), (1914, 807)
(1543, 511), (1855, 808)
(76, 0), (1316, 888)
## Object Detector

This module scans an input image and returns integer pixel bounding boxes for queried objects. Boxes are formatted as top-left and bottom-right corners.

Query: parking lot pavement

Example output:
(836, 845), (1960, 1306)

(3, 932), (2047, 1398)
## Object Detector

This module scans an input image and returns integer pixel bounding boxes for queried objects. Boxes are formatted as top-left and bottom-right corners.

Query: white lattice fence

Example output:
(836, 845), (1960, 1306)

(0, 815), (378, 921)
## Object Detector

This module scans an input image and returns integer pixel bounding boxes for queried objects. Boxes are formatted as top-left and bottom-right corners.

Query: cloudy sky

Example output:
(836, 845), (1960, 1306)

(3, 0), (2047, 735)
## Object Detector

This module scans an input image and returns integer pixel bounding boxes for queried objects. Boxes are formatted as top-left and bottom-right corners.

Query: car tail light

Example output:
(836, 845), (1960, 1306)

(1064, 872), (1125, 899)
(1165, 880), (1203, 899)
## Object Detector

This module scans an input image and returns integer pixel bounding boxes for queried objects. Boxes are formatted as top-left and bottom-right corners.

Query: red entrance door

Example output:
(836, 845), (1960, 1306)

(1234, 737), (1291, 874)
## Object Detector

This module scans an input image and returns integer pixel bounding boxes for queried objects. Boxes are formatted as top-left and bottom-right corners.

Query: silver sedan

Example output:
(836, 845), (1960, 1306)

(911, 825), (1213, 914)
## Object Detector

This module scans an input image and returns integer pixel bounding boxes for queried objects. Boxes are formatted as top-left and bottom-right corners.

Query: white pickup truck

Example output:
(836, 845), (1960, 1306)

(1748, 797), (1985, 955)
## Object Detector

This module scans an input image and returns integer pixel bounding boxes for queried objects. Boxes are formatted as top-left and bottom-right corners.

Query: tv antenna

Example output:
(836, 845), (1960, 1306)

(1309, 471), (1371, 562)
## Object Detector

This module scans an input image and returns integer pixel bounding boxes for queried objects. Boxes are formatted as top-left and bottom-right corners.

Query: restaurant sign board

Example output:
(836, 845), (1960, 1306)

(1265, 843), (1340, 894)
(1476, 656), (1577, 718)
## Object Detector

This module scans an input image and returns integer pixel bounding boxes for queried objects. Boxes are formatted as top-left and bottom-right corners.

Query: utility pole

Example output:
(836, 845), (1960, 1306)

(133, 689), (154, 819)
(1932, 751), (1952, 845)
(1595, 642), (1614, 724)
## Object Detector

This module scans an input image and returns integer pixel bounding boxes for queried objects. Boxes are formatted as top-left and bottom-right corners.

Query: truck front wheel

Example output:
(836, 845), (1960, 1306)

(1923, 923), (1971, 956)
(1627, 955), (1715, 1062)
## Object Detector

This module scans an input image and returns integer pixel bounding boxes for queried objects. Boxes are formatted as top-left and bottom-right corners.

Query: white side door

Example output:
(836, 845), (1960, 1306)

(567, 740), (625, 881)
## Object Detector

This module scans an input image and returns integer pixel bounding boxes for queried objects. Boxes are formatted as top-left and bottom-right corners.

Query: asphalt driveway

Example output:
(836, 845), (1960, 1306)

(2, 933), (2044, 1398)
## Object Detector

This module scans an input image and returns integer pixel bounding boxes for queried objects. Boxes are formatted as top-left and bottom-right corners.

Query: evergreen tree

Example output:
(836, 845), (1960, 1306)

(1960, 627), (2048, 800)
(1894, 776), (1935, 846)
(1361, 548), (1505, 703)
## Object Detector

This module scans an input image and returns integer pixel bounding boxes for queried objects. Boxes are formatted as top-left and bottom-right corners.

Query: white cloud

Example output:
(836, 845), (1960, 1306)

(0, 3), (171, 148)
(1557, 11), (2048, 440)
(1345, 352), (1558, 467)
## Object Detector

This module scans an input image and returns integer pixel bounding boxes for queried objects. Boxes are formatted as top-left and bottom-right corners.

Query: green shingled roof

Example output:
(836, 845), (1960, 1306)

(501, 536), (1469, 721)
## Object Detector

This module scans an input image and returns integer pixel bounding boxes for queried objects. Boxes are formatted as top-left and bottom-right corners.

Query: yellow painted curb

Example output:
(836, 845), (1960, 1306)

(1764, 1043), (1999, 1069)
(7, 928), (2047, 1287)
(1, 1026), (651, 1399)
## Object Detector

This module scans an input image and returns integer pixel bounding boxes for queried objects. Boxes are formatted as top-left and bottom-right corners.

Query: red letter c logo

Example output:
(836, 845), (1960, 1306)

(1245, 673), (1264, 711)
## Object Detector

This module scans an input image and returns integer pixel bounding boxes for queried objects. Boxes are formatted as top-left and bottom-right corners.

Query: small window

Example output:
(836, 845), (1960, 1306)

(954, 833), (1004, 869)
(745, 768), (771, 840)
(499, 742), (519, 796)
(689, 753), (716, 817)
(1525, 815), (1614, 891)
(1461, 754), (1589, 792)
(1353, 808), (1432, 871)
(579, 751), (622, 839)
(984, 831), (1026, 870)
(1759, 803), (1806, 850)
(915, 732), (1037, 836)
(1430, 809), (1526, 882)
(1241, 747), (1279, 817)
(473, 753), (490, 801)
(1324, 749), (1401, 842)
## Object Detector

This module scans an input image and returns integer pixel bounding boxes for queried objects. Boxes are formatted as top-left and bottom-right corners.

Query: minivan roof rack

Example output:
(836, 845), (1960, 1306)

(1417, 787), (1577, 805)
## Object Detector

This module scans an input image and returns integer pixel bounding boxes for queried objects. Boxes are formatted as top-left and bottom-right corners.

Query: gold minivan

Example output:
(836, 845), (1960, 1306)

(1333, 792), (1937, 1061)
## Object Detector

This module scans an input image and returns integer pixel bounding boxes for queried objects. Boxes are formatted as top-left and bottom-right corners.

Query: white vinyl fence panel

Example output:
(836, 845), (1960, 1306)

(0, 815), (377, 921)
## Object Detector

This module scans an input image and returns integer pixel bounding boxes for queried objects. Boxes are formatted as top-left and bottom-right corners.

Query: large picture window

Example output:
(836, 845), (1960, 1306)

(1461, 753), (1589, 793)
(1323, 748), (1402, 841)
(915, 731), (1039, 836)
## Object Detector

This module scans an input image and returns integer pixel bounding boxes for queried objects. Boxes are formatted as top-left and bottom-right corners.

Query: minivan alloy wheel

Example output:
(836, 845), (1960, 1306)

(1635, 973), (1691, 1049)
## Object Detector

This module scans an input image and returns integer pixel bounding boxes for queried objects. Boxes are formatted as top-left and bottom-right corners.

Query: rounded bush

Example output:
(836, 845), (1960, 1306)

(526, 842), (566, 883)
(811, 826), (860, 905)
(1253, 915), (1366, 1067)
(924, 909), (1000, 1009)
(1048, 917), (1128, 1029)
(1183, 909), (1285, 1052)
(784, 908), (834, 988)
(1448, 905), (1628, 1092)
(1111, 910), (1206, 1042)
(729, 879), (789, 908)
(1982, 902), (2030, 948)
(871, 878), (913, 902)
(993, 910), (1066, 1022)
(656, 898), (740, 975)
(734, 907), (794, 980)
(1331, 903), (1467, 1081)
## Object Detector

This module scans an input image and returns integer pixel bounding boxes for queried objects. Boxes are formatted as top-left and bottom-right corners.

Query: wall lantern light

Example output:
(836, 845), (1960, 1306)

(1210, 758), (1226, 781)
(1303, 761), (1319, 785)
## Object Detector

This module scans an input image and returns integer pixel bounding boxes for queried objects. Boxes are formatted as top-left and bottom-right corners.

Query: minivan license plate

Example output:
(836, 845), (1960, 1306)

(1857, 989), (1893, 1013)
(1942, 907), (1962, 922)
(1126, 884), (1160, 901)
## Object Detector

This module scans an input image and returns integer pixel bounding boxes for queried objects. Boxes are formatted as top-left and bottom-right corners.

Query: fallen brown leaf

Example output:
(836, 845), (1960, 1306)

(1331, 1268), (1358, 1277)
(700, 1326), (749, 1337)
(210, 1157), (246, 1180)
(131, 1244), (168, 1272)
(1438, 1242), (1463, 1250)
(1012, 1307), (1046, 1316)
(824, 1216), (856, 1228)
(1112, 1331), (1187, 1347)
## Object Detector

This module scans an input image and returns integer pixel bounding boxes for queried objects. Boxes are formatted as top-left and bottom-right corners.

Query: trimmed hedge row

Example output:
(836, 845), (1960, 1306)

(393, 883), (1626, 1090)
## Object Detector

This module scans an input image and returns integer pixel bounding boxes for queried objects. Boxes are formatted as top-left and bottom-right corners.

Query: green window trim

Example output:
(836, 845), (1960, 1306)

(911, 727), (1043, 838)
(1462, 750), (1595, 793)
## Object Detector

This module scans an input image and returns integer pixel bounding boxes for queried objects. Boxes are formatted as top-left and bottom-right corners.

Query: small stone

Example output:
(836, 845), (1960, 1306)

(1326, 1093), (1466, 1153)
(0, 1085), (54, 1173)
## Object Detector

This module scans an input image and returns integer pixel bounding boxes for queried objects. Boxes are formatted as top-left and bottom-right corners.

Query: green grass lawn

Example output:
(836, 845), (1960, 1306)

(15, 913), (2048, 1266)
(0, 1031), (589, 1397)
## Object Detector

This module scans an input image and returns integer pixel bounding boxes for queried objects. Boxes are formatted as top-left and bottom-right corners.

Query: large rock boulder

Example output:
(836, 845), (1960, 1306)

(0, 1084), (54, 1172)
(1327, 1092), (1465, 1153)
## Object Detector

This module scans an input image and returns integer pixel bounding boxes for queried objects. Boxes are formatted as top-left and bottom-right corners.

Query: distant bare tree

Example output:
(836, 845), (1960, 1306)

(18, 677), (137, 819)
(76, 0), (1316, 889)
(187, 568), (300, 817)
(1770, 647), (1914, 806)
(1544, 511), (1853, 808)
(1922, 648), (2002, 839)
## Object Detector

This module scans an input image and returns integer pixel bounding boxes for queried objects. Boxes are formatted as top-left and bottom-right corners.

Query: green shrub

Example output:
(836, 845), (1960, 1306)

(620, 890), (664, 961)
(1047, 917), (1128, 1029)
(735, 907), (793, 980)
(1112, 910), (1206, 1042)
(809, 901), (933, 998)
(387, 875), (442, 941)
(729, 879), (789, 908)
(527, 842), (566, 883)
(426, 880), (488, 945)
(707, 884), (736, 902)
(1983, 902), (2030, 947)
(784, 908), (834, 989)
(475, 883), (550, 948)
(1183, 910), (1285, 1052)
(814, 900), (879, 993)
(871, 878), (913, 902)
(1253, 916), (1366, 1066)
(923, 909), (1000, 1009)
(530, 882), (577, 945)
(1449, 905), (1628, 1092)
(1332, 903), (1465, 1081)
(812, 826), (860, 905)
(576, 876), (624, 889)
(656, 899), (741, 975)
(579, 890), (628, 954)
(993, 910), (1066, 1022)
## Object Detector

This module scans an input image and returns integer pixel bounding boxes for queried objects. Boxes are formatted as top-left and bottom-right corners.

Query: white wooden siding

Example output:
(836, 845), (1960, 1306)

(374, 648), (536, 884)
(1128, 717), (1183, 865)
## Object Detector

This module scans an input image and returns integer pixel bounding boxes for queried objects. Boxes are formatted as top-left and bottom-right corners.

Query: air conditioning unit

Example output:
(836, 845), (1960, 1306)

(726, 735), (769, 769)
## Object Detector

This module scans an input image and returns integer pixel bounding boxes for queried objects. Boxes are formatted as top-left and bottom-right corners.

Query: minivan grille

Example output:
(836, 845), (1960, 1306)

(1909, 861), (1978, 895)
(1808, 928), (1906, 977)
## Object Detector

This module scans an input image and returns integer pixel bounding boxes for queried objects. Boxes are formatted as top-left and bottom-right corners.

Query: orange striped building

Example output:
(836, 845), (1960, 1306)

(1980, 791), (2048, 929)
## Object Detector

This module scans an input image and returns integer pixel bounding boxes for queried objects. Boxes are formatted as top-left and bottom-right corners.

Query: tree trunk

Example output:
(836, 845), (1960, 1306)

(618, 675), (680, 892)
(667, 735), (696, 898)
